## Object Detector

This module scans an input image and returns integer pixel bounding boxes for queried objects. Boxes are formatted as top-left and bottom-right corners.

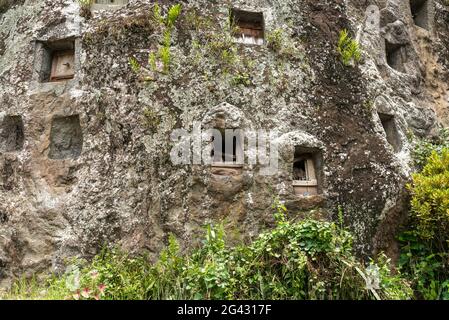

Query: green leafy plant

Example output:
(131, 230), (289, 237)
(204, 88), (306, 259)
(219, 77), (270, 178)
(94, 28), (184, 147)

(158, 46), (171, 74)
(399, 231), (449, 299)
(167, 4), (182, 28)
(408, 148), (449, 243)
(337, 204), (344, 230)
(150, 4), (182, 74)
(399, 143), (449, 300)
(337, 29), (362, 66)
(148, 52), (157, 71)
(152, 3), (182, 29)
(152, 3), (164, 25)
(231, 71), (251, 86)
(129, 57), (141, 73)
(266, 29), (284, 52)
(131, 3), (182, 79)
(3, 204), (412, 300)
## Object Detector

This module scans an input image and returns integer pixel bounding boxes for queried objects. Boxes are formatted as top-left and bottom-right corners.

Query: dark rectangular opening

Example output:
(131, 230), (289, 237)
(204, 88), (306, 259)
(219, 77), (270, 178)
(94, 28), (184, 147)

(0, 115), (24, 152)
(49, 115), (83, 160)
(293, 158), (308, 181)
(385, 41), (406, 73)
(293, 146), (322, 196)
(410, 0), (429, 30)
(230, 8), (264, 45)
(379, 113), (402, 152)
(211, 128), (242, 164)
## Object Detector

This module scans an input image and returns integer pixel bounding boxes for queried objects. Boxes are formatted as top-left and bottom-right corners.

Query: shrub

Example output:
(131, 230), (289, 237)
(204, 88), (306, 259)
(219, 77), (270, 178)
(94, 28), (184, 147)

(3, 203), (412, 300)
(337, 29), (362, 66)
(408, 148), (449, 243)
(399, 231), (449, 299)
(400, 145), (449, 299)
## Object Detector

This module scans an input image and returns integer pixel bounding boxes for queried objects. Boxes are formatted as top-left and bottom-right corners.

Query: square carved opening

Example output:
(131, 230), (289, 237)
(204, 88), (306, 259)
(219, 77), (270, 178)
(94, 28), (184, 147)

(0, 115), (24, 152)
(211, 128), (243, 166)
(292, 147), (322, 197)
(378, 113), (402, 152)
(385, 41), (407, 73)
(210, 128), (244, 177)
(35, 39), (75, 83)
(230, 8), (265, 45)
(410, 0), (429, 30)
(48, 115), (83, 160)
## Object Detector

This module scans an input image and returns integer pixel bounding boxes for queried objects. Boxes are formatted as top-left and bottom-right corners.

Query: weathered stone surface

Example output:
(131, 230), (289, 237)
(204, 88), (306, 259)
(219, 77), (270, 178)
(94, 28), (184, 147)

(48, 115), (83, 160)
(0, 0), (448, 286)
(0, 115), (24, 152)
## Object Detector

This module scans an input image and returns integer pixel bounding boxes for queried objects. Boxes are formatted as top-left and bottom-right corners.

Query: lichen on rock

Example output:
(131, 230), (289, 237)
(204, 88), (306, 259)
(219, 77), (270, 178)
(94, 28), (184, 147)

(0, 0), (448, 287)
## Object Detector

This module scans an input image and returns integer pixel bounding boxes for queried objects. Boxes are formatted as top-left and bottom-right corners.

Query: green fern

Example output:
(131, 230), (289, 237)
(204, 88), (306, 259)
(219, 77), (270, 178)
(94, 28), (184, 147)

(337, 29), (362, 67)
(146, 3), (181, 75)
(152, 3), (164, 25)
(129, 57), (141, 73)
(167, 4), (182, 28)
(159, 46), (171, 73)
(148, 52), (157, 71)
(163, 29), (171, 47)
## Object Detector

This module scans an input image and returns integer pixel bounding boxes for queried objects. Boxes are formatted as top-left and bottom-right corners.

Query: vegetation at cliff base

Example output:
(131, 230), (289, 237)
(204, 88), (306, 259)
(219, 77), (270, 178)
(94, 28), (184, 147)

(2, 202), (411, 300)
(4, 143), (449, 300)
(399, 146), (449, 299)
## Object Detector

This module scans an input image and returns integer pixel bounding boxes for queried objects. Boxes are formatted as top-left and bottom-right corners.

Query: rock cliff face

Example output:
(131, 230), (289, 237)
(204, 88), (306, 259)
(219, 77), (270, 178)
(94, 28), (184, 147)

(0, 0), (448, 286)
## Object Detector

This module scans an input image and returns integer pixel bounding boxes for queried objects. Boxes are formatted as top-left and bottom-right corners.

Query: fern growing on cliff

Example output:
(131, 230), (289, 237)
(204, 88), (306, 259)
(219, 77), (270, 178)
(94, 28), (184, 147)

(337, 29), (362, 66)
(167, 4), (182, 28)
(128, 57), (141, 73)
(133, 3), (182, 77)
